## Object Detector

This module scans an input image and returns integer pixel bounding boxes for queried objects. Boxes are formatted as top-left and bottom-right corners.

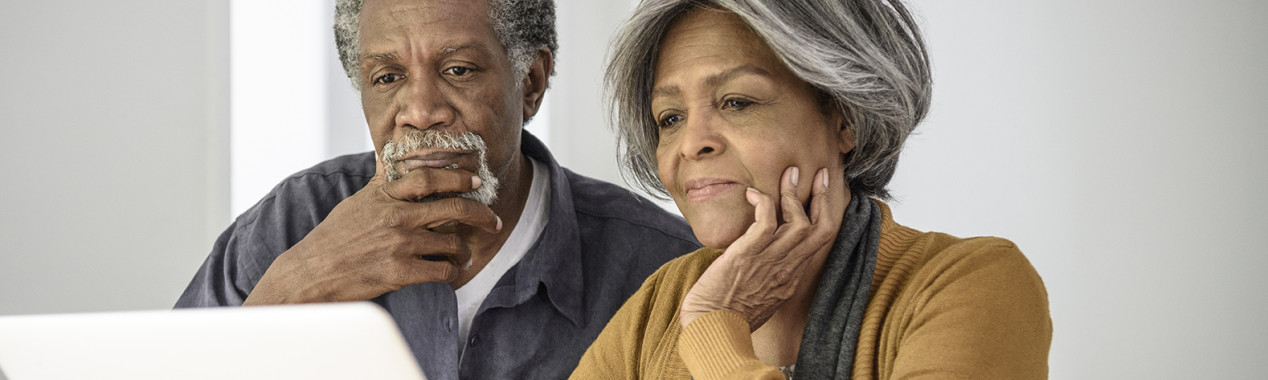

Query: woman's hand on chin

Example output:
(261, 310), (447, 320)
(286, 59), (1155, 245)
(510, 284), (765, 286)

(679, 166), (843, 331)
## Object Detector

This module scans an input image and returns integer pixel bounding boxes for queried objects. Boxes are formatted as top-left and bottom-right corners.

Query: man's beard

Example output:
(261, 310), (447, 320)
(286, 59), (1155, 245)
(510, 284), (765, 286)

(380, 130), (500, 206)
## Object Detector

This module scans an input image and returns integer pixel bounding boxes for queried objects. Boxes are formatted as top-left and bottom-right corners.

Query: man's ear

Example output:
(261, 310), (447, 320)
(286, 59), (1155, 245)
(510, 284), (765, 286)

(521, 48), (553, 121)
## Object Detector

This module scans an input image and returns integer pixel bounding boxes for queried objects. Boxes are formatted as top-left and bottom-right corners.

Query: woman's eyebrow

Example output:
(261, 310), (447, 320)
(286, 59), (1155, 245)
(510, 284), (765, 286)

(652, 85), (680, 98)
(653, 65), (773, 98)
(704, 65), (771, 87)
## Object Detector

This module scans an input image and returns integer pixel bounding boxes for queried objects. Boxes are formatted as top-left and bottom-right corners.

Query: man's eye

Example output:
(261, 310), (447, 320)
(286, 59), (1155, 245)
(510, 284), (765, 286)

(374, 73), (403, 85)
(444, 66), (473, 76)
(658, 114), (684, 129)
(723, 98), (753, 110)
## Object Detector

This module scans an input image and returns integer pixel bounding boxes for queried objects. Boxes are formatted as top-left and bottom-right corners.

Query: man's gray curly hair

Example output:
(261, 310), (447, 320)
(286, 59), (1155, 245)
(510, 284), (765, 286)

(607, 0), (931, 200)
(334, 0), (558, 90)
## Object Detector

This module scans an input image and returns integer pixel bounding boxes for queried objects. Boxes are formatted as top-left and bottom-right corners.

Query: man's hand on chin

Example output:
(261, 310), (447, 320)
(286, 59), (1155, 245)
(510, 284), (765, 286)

(243, 166), (502, 306)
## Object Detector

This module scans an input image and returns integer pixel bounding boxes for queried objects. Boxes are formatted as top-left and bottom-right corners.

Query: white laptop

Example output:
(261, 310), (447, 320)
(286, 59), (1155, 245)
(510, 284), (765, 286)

(0, 302), (426, 380)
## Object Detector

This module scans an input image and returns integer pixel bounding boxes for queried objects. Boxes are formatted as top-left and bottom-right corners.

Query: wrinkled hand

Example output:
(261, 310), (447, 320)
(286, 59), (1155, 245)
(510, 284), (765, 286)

(243, 160), (502, 306)
(679, 167), (845, 330)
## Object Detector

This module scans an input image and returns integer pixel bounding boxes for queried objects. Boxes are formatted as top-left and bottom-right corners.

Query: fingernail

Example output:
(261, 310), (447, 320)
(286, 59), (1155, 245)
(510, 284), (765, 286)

(472, 176), (482, 188)
(495, 216), (503, 231)
(790, 167), (800, 186)
(821, 168), (829, 189)
(746, 187), (761, 205)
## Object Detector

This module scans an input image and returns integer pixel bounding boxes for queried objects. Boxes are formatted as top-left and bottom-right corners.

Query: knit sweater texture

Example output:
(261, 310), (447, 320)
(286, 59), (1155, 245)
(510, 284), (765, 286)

(570, 200), (1052, 379)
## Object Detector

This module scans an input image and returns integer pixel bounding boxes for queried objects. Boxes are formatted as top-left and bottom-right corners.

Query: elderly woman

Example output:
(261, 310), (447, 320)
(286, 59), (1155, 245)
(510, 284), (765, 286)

(571, 0), (1052, 379)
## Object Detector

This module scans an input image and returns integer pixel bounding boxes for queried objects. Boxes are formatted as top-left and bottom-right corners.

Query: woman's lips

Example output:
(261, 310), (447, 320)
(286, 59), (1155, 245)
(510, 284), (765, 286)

(684, 179), (742, 202)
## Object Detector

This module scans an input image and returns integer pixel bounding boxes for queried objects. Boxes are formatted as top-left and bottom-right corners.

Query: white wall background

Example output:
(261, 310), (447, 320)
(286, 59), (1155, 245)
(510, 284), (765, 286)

(894, 1), (1268, 378)
(0, 0), (1265, 378)
(0, 0), (228, 314)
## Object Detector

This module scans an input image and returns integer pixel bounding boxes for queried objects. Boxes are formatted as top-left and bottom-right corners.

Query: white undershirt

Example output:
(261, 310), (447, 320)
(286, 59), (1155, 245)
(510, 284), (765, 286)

(454, 157), (550, 357)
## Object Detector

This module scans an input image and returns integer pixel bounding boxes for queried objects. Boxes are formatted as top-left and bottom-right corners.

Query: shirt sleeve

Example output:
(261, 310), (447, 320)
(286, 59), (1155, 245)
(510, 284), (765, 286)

(173, 219), (264, 307)
(677, 309), (784, 380)
(173, 171), (343, 308)
(883, 240), (1053, 379)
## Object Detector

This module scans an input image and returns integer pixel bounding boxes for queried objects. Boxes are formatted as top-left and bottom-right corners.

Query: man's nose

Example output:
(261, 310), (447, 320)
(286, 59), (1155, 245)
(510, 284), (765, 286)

(394, 75), (456, 131)
(678, 112), (726, 160)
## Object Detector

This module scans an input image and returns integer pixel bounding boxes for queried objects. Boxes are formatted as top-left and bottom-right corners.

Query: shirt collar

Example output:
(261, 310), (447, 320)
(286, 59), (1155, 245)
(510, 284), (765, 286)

(507, 131), (586, 327)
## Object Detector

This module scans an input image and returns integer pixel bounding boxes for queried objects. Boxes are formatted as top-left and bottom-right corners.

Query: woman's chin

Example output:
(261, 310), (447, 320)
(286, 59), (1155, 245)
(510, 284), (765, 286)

(690, 222), (749, 249)
(682, 201), (756, 249)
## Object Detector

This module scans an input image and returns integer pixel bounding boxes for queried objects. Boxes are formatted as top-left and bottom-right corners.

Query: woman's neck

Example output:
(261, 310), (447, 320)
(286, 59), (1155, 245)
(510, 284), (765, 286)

(751, 189), (851, 366)
(750, 242), (834, 366)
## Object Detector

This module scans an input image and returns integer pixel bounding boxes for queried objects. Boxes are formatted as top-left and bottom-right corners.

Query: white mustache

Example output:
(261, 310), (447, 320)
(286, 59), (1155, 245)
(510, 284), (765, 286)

(380, 130), (500, 206)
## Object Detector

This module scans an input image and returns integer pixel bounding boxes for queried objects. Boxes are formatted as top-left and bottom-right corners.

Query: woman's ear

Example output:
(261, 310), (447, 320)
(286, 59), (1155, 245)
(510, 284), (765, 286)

(832, 107), (856, 155)
(838, 124), (856, 155)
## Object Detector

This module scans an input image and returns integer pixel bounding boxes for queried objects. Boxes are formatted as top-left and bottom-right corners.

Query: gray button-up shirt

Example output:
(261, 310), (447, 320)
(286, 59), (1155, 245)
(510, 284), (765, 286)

(176, 132), (700, 379)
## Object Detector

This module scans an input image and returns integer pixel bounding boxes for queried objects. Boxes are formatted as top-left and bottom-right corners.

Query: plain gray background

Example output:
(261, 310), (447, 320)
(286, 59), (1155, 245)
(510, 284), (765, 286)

(1, 0), (1266, 379)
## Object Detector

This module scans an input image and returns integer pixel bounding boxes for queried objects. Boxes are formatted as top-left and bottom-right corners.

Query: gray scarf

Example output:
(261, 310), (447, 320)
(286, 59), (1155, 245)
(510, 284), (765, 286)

(790, 193), (882, 379)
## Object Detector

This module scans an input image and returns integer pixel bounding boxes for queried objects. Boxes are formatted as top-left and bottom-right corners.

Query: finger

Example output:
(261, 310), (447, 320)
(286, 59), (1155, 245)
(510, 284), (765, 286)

(727, 187), (778, 255)
(749, 187), (777, 236)
(367, 150), (391, 187)
(403, 231), (469, 258)
(380, 167), (483, 202)
(389, 229), (475, 274)
(778, 166), (810, 227)
(401, 258), (461, 284)
(785, 169), (841, 257)
(809, 168), (829, 224)
(399, 197), (502, 233)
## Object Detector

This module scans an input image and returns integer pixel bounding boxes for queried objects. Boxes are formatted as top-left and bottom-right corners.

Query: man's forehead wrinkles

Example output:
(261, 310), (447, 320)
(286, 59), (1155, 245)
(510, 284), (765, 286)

(442, 44), (480, 54)
(361, 52), (400, 65)
(362, 41), (492, 64)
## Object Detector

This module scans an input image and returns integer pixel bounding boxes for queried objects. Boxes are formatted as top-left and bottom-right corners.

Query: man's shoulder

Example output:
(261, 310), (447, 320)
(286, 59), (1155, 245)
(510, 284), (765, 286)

(236, 152), (375, 227)
(255, 152), (375, 202)
(283, 151), (377, 186)
(561, 168), (697, 246)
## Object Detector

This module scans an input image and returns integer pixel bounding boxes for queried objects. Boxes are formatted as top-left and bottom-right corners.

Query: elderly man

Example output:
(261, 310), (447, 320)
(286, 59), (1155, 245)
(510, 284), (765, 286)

(175, 0), (699, 378)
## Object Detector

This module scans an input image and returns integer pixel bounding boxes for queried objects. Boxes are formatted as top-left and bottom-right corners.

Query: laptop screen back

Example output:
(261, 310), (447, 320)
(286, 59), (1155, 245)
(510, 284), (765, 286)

(0, 302), (426, 380)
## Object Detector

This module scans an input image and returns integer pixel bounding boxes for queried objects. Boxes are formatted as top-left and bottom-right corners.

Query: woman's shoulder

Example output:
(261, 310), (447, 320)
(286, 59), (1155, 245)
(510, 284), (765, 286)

(871, 199), (1045, 291)
(919, 235), (1045, 291)
(876, 230), (1047, 306)
(640, 247), (726, 299)
(863, 201), (1052, 378)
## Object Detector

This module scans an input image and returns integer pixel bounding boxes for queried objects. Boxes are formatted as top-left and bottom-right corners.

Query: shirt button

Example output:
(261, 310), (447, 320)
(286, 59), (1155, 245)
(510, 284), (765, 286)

(469, 334), (479, 347)
(445, 318), (453, 331)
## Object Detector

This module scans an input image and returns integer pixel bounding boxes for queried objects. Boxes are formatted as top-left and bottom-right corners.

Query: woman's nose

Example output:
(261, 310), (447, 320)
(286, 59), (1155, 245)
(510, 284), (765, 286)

(678, 113), (725, 160)
(394, 76), (456, 132)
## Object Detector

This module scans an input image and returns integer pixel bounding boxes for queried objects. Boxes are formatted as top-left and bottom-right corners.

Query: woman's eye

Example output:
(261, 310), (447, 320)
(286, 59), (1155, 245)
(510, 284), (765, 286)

(658, 114), (684, 129)
(374, 73), (403, 85)
(444, 66), (473, 76)
(722, 98), (753, 110)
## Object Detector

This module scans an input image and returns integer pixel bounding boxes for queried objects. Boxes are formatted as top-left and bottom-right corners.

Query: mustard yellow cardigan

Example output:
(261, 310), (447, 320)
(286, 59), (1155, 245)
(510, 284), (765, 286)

(570, 200), (1052, 379)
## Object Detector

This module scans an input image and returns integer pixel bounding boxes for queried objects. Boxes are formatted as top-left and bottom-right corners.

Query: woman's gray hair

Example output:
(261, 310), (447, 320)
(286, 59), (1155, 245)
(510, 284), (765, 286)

(607, 0), (931, 199)
(334, 0), (558, 90)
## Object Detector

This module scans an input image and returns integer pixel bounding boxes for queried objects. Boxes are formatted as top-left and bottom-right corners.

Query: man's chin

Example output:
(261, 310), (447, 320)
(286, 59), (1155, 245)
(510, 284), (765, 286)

(415, 189), (497, 206)
(416, 193), (462, 203)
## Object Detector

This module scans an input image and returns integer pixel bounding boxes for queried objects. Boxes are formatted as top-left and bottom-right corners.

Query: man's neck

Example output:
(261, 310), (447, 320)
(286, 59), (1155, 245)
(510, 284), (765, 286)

(450, 151), (535, 288)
